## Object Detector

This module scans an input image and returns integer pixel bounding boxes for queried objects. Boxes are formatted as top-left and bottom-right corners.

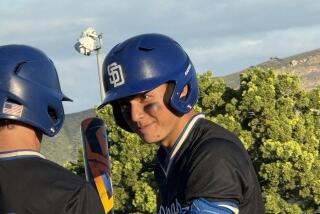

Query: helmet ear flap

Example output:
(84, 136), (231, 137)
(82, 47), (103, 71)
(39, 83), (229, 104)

(163, 82), (183, 117)
(47, 106), (59, 125)
(111, 102), (132, 132)
(170, 71), (199, 114)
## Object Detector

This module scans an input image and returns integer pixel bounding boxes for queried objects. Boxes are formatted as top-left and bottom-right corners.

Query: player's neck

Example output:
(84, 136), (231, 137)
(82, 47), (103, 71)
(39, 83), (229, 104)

(161, 110), (198, 151)
(0, 125), (41, 152)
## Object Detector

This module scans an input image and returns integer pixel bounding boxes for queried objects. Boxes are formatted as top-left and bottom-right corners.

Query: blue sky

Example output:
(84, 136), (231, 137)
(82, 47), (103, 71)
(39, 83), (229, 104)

(2, 0), (320, 113)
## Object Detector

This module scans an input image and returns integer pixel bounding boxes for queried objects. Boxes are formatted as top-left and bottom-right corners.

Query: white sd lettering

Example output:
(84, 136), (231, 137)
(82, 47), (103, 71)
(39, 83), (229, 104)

(107, 62), (125, 87)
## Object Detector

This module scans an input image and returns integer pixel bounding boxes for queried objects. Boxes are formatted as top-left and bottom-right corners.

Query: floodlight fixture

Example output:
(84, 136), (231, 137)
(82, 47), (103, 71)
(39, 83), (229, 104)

(74, 27), (105, 100)
(74, 27), (102, 56)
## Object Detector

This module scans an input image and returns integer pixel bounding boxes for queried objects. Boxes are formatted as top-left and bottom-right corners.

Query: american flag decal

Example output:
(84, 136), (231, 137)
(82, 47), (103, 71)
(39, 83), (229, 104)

(2, 101), (23, 117)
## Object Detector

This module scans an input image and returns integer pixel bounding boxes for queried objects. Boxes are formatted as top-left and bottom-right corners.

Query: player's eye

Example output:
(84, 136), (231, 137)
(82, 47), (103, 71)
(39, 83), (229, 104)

(139, 94), (151, 102)
(143, 94), (150, 100)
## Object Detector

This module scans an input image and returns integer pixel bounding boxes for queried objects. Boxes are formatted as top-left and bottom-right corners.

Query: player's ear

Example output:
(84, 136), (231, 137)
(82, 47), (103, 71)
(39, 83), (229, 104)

(180, 84), (189, 100)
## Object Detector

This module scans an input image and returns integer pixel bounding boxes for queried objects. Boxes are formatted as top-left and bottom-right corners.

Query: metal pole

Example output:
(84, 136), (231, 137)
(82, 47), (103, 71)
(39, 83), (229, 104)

(96, 48), (105, 101)
(96, 34), (105, 101)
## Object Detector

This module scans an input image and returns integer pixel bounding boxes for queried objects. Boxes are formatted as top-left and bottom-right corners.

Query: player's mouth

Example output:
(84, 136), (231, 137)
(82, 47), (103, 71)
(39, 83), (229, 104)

(137, 122), (155, 135)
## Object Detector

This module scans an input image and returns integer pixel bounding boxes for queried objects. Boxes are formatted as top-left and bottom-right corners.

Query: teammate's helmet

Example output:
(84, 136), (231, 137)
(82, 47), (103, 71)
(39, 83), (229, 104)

(98, 33), (199, 131)
(0, 45), (71, 136)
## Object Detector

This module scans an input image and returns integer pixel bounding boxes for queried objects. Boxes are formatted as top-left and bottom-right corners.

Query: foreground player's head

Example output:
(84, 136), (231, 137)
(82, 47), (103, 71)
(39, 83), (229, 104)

(0, 44), (71, 137)
(98, 33), (199, 135)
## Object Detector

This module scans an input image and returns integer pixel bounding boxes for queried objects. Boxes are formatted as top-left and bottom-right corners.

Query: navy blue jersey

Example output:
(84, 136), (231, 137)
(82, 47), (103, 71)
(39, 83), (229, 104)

(155, 114), (265, 214)
(0, 150), (104, 214)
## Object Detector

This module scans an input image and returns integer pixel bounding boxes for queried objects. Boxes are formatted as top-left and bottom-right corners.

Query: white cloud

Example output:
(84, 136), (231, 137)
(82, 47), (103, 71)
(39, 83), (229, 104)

(1, 0), (320, 113)
(188, 23), (320, 76)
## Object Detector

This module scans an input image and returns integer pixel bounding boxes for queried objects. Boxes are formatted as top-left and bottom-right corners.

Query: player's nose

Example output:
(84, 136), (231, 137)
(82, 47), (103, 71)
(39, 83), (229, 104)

(130, 101), (145, 122)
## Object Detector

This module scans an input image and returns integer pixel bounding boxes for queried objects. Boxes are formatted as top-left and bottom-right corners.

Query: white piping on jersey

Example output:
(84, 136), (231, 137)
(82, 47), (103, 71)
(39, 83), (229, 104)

(166, 113), (205, 175)
(219, 205), (239, 214)
(0, 150), (45, 159)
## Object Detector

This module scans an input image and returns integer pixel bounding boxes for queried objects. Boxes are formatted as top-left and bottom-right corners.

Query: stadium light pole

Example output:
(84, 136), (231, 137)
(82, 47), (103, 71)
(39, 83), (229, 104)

(74, 27), (105, 101)
(74, 28), (115, 214)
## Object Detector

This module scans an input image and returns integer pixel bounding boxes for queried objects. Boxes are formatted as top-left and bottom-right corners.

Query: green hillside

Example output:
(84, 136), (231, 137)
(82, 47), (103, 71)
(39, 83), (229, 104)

(222, 48), (320, 90)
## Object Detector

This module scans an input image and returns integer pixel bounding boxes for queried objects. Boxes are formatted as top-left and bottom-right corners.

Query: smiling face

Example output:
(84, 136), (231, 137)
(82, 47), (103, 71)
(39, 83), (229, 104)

(118, 83), (194, 148)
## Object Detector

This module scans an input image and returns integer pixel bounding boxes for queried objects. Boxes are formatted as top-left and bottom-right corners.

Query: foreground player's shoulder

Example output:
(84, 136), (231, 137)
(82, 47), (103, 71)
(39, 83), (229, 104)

(40, 159), (84, 179)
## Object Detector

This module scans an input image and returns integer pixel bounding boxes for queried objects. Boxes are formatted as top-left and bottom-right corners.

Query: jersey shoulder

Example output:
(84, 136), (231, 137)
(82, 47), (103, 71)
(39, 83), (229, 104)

(191, 119), (248, 158)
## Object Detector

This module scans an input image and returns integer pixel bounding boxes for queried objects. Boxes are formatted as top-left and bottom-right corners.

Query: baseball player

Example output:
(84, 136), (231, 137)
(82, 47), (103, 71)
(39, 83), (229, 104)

(98, 34), (265, 213)
(0, 45), (104, 214)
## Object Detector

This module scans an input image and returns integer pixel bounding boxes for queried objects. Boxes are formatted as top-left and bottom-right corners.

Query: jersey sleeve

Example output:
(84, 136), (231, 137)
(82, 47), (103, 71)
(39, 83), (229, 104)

(182, 198), (238, 214)
(184, 138), (256, 206)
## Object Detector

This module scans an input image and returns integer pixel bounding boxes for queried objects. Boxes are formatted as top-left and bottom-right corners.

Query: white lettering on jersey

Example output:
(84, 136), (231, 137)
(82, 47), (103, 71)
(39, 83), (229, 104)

(158, 198), (181, 214)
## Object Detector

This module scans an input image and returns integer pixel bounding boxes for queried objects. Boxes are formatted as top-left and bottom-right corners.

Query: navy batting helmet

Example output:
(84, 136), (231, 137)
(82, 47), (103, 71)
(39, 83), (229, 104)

(0, 44), (71, 136)
(98, 33), (199, 131)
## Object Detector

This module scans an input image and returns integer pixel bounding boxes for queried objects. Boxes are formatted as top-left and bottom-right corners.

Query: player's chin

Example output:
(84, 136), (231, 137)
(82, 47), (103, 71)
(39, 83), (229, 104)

(140, 134), (161, 144)
(140, 137), (154, 144)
